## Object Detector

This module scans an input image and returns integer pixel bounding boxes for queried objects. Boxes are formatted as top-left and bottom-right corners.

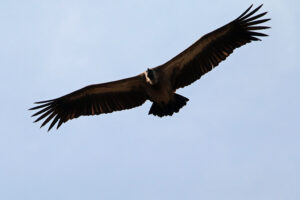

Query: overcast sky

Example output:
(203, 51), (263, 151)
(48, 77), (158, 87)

(0, 0), (299, 200)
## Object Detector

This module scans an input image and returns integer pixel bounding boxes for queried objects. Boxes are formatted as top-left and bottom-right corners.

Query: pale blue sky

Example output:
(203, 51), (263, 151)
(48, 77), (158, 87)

(0, 1), (299, 200)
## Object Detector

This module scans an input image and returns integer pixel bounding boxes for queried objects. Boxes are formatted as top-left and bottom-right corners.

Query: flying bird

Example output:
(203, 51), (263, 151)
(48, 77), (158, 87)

(30, 4), (270, 131)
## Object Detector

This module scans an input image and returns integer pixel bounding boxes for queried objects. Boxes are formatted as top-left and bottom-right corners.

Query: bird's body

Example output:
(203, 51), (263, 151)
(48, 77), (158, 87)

(30, 4), (270, 131)
(144, 69), (173, 104)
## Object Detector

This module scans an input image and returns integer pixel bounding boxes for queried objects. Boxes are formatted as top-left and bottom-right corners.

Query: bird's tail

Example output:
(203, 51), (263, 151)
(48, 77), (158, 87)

(148, 93), (189, 117)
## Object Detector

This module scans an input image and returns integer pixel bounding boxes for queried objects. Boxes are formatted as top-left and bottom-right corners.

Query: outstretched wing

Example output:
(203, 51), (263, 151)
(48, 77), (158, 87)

(157, 4), (270, 90)
(30, 74), (148, 131)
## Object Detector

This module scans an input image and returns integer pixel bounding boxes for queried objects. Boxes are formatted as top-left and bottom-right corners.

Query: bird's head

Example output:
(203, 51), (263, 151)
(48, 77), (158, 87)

(145, 68), (157, 85)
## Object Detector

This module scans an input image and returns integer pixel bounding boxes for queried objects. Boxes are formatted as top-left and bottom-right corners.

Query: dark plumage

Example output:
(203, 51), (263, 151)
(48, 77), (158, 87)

(30, 5), (270, 131)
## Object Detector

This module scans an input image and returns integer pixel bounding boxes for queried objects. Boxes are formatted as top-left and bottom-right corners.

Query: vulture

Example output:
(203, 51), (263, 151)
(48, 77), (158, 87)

(30, 4), (270, 131)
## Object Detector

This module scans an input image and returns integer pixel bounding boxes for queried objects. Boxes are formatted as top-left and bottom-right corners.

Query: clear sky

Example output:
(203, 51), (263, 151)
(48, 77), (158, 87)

(0, 0), (299, 200)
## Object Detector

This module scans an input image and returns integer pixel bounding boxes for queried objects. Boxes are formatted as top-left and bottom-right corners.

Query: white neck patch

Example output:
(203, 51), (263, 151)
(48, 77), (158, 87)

(144, 70), (157, 85)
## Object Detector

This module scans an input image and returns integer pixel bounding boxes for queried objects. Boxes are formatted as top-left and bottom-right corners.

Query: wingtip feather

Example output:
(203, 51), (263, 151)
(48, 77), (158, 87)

(34, 99), (53, 104)
(237, 4), (253, 20)
(47, 115), (59, 131)
(239, 4), (264, 21)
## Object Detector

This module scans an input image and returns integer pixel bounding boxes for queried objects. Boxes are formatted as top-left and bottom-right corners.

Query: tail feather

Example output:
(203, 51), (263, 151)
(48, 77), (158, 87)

(148, 94), (189, 117)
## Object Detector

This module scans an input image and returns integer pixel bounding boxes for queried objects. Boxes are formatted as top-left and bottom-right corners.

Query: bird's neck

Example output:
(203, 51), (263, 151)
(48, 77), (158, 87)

(145, 70), (158, 85)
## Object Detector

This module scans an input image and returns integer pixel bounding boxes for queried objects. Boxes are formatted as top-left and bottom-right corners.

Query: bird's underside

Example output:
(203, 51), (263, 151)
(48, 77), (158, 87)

(30, 4), (270, 131)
